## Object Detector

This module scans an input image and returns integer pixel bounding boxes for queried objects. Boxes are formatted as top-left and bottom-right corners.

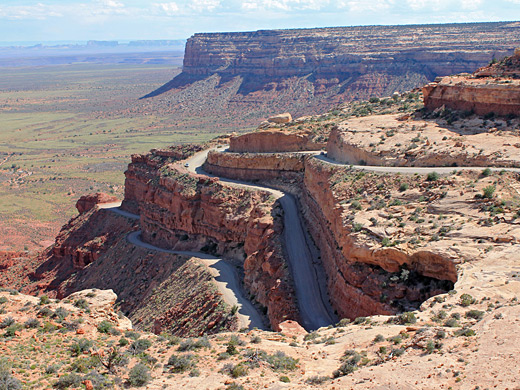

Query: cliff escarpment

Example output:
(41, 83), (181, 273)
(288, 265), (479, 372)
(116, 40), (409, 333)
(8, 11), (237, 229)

(122, 149), (299, 329)
(203, 146), (456, 319)
(423, 50), (520, 117)
(144, 22), (520, 117)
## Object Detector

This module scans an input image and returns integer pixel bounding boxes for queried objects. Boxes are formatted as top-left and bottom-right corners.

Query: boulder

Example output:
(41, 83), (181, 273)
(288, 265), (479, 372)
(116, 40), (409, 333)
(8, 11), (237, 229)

(267, 113), (292, 124)
(75, 192), (119, 214)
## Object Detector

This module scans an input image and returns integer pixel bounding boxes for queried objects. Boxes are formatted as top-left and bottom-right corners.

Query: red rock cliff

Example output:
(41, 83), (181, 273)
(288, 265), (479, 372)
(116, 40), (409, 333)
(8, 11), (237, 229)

(122, 150), (299, 329)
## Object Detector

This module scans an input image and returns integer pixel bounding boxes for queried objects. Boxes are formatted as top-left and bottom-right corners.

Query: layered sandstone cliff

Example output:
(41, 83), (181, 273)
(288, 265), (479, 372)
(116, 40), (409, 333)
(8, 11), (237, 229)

(122, 149), (299, 329)
(423, 50), (520, 117)
(203, 143), (456, 319)
(145, 22), (520, 112)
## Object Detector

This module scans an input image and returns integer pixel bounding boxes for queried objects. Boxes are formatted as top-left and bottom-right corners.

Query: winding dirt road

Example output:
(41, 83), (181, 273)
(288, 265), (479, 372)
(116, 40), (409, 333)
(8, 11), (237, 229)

(186, 149), (338, 330)
(98, 202), (266, 331)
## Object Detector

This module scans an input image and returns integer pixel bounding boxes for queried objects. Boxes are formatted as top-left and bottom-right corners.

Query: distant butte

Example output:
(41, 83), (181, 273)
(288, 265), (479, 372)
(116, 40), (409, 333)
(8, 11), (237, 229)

(143, 22), (520, 116)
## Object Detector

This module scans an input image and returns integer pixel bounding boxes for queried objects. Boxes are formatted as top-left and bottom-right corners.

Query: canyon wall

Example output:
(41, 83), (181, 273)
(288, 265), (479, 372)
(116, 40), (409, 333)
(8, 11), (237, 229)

(122, 150), (299, 329)
(205, 149), (456, 319)
(145, 22), (520, 111)
(229, 130), (325, 153)
(203, 150), (304, 182)
(423, 77), (520, 117)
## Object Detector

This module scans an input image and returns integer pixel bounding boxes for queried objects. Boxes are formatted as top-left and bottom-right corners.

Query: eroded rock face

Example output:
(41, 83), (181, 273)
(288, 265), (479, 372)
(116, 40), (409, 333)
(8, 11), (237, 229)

(75, 192), (119, 214)
(229, 129), (325, 153)
(122, 150), (299, 330)
(423, 51), (520, 117)
(204, 150), (456, 319)
(145, 22), (519, 111)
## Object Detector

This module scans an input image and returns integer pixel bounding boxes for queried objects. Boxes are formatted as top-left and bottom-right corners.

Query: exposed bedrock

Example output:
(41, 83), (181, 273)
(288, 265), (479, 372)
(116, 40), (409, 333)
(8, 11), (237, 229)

(423, 78), (520, 117)
(423, 50), (520, 117)
(145, 22), (520, 105)
(229, 129), (325, 153)
(205, 149), (456, 319)
(122, 151), (299, 329)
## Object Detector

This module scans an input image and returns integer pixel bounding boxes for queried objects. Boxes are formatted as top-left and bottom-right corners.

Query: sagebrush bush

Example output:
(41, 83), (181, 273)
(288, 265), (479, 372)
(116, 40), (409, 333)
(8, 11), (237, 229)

(128, 364), (151, 387)
(97, 320), (113, 334)
(0, 360), (22, 390)
(168, 354), (197, 373)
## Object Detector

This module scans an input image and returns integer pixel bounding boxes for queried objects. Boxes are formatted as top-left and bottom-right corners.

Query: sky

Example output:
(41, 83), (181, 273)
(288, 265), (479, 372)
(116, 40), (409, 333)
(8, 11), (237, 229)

(0, 0), (519, 44)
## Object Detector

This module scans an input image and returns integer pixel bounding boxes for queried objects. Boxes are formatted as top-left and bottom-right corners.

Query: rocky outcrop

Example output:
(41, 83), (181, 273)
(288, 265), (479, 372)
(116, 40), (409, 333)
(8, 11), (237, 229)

(75, 192), (119, 214)
(423, 51), (520, 117)
(122, 149), (299, 329)
(229, 129), (325, 153)
(144, 22), (519, 111)
(299, 158), (456, 318)
(205, 148), (455, 319)
(423, 77), (520, 117)
(203, 150), (304, 182)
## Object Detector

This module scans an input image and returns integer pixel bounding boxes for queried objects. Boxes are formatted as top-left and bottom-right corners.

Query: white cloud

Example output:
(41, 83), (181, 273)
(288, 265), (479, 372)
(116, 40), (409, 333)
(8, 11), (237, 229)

(0, 3), (63, 20)
(239, 0), (326, 11)
(98, 0), (125, 7)
(338, 0), (395, 12)
(153, 2), (180, 14)
(189, 0), (221, 12)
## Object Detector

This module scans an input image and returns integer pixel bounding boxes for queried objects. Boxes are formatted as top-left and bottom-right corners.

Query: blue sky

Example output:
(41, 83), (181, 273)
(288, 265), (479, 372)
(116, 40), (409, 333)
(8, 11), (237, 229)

(0, 0), (519, 43)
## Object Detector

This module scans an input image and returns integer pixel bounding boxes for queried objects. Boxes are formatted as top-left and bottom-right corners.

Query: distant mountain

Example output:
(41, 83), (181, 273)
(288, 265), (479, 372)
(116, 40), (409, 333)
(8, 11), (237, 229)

(143, 22), (520, 118)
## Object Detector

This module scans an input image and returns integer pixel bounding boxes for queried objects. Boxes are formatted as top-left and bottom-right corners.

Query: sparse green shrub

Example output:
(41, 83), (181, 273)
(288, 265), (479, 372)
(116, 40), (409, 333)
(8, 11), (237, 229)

(70, 357), (100, 373)
(37, 306), (53, 317)
(54, 373), (82, 389)
(167, 354), (197, 373)
(389, 335), (402, 345)
(373, 334), (385, 343)
(394, 312), (417, 325)
(119, 337), (129, 347)
(84, 370), (113, 389)
(231, 363), (249, 378)
(45, 364), (60, 374)
(465, 310), (485, 320)
(454, 327), (476, 337)
(279, 375), (290, 383)
(392, 348), (405, 357)
(459, 294), (476, 307)
(39, 295), (50, 305)
(266, 351), (298, 372)
(333, 362), (356, 377)
(3, 324), (22, 338)
(351, 200), (362, 210)
(130, 338), (152, 355)
(306, 375), (330, 385)
(482, 185), (496, 199)
(24, 318), (40, 329)
(353, 317), (367, 325)
(399, 183), (409, 192)
(250, 335), (262, 344)
(97, 320), (113, 334)
(444, 318), (460, 328)
(178, 336), (211, 352)
(336, 318), (351, 327)
(53, 307), (69, 321)
(70, 338), (93, 356)
(73, 299), (90, 311)
(226, 383), (245, 390)
(0, 297), (7, 305)
(0, 317), (15, 329)
(128, 363), (151, 387)
(481, 168), (492, 177)
(0, 360), (22, 390)
(426, 172), (439, 182)
(124, 330), (140, 340)
(217, 352), (230, 360)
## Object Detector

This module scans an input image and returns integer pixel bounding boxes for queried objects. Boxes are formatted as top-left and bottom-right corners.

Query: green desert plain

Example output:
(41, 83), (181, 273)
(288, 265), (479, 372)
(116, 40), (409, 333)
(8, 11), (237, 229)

(0, 63), (251, 251)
